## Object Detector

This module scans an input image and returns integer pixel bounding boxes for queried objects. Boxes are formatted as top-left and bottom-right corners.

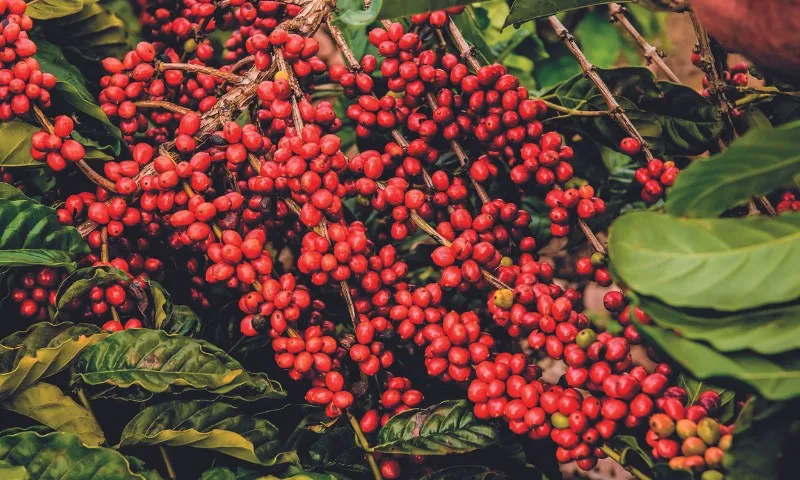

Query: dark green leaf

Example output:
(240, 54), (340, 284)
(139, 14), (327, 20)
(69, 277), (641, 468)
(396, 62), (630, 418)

(0, 429), (154, 479)
(1, 382), (105, 446)
(56, 266), (131, 311)
(609, 212), (800, 311)
(0, 322), (106, 399)
(72, 329), (285, 400)
(639, 296), (800, 355)
(0, 121), (44, 168)
(25, 0), (85, 20)
(34, 39), (122, 156)
(120, 400), (290, 466)
(0, 191), (89, 267)
(505, 0), (631, 27)
(666, 120), (800, 217)
(378, 0), (476, 19)
(724, 397), (799, 480)
(0, 184), (32, 201)
(608, 435), (654, 468)
(199, 467), (263, 480)
(420, 465), (513, 480)
(635, 322), (800, 400)
(162, 305), (202, 337)
(374, 400), (498, 455)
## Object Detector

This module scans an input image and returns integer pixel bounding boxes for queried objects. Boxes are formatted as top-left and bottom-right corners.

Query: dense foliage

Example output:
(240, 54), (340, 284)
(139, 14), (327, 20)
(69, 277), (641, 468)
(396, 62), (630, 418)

(0, 0), (798, 479)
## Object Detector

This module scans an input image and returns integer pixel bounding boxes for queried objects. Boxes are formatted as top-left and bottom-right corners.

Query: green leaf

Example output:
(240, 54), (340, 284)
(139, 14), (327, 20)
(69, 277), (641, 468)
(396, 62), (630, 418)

(420, 465), (513, 480)
(25, 0), (86, 20)
(0, 460), (27, 480)
(666, 121), (800, 217)
(0, 184), (32, 201)
(0, 322), (107, 400)
(34, 39), (122, 156)
(120, 400), (290, 466)
(635, 322), (800, 400)
(337, 0), (382, 25)
(724, 397), (799, 480)
(544, 68), (721, 155)
(56, 266), (131, 311)
(1, 382), (104, 446)
(199, 467), (263, 480)
(638, 296), (800, 355)
(378, 0), (475, 19)
(373, 400), (498, 455)
(146, 280), (172, 328)
(505, 0), (631, 27)
(0, 193), (89, 267)
(0, 121), (44, 168)
(72, 329), (285, 400)
(609, 212), (800, 311)
(676, 374), (736, 422)
(608, 435), (654, 468)
(0, 429), (153, 479)
(161, 305), (202, 337)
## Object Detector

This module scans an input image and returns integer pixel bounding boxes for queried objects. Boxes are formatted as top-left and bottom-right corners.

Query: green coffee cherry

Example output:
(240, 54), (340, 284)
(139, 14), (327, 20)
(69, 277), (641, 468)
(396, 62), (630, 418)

(493, 289), (514, 309)
(575, 329), (597, 349)
(183, 38), (198, 53)
(551, 412), (570, 429)
(698, 418), (721, 445)
(590, 252), (606, 267)
(700, 470), (724, 480)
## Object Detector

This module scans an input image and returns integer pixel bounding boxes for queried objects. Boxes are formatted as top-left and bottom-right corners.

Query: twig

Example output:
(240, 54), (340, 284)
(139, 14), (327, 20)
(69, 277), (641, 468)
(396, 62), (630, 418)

(348, 412), (384, 480)
(548, 16), (654, 162)
(445, 17), (481, 71)
(609, 3), (680, 83)
(688, 11), (735, 136)
(134, 101), (193, 115)
(542, 100), (610, 117)
(157, 61), (245, 84)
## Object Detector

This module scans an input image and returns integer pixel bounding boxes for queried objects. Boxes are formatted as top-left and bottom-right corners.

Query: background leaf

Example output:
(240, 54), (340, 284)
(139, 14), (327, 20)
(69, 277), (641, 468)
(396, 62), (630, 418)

(0, 323), (106, 400)
(25, 0), (86, 20)
(1, 382), (104, 446)
(374, 400), (498, 455)
(666, 120), (800, 217)
(0, 121), (45, 168)
(609, 212), (800, 311)
(505, 0), (630, 27)
(420, 465), (512, 479)
(120, 400), (288, 466)
(378, 0), (475, 19)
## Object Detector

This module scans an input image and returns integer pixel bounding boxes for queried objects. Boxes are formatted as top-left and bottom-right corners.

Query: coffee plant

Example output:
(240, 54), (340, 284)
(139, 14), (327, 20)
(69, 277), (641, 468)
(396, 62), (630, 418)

(0, 0), (797, 479)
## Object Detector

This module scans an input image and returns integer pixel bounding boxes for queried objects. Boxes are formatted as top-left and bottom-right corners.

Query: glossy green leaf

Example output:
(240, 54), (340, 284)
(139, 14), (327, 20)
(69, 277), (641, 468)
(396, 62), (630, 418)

(0, 121), (45, 168)
(56, 266), (130, 311)
(0, 192), (89, 267)
(724, 398), (798, 480)
(544, 68), (721, 155)
(609, 212), (800, 311)
(0, 184), (32, 201)
(0, 429), (153, 479)
(378, 0), (475, 19)
(34, 40), (122, 156)
(635, 322), (800, 400)
(120, 400), (289, 466)
(147, 280), (172, 328)
(72, 329), (285, 400)
(0, 460), (27, 480)
(608, 435), (654, 469)
(421, 465), (512, 480)
(666, 121), (800, 217)
(373, 400), (498, 455)
(0, 323), (106, 400)
(26, 0), (86, 20)
(199, 467), (267, 480)
(639, 296), (800, 355)
(337, 0), (382, 25)
(1, 382), (104, 446)
(505, 0), (630, 27)
(161, 305), (201, 337)
(39, 3), (130, 67)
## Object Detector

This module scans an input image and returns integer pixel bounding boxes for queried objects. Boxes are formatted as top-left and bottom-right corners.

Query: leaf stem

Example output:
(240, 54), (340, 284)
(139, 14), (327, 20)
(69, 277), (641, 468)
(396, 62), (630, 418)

(159, 446), (177, 480)
(600, 444), (652, 480)
(608, 3), (680, 83)
(134, 101), (193, 115)
(347, 412), (383, 480)
(542, 100), (610, 117)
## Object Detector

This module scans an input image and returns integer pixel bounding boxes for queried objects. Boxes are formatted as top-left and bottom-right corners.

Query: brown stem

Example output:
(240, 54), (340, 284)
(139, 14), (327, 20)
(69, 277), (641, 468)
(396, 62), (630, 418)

(609, 3), (680, 83)
(230, 55), (255, 73)
(445, 18), (481, 71)
(32, 105), (53, 133)
(76, 160), (117, 192)
(326, 16), (360, 69)
(157, 61), (245, 84)
(688, 11), (735, 136)
(548, 16), (654, 162)
(134, 100), (193, 115)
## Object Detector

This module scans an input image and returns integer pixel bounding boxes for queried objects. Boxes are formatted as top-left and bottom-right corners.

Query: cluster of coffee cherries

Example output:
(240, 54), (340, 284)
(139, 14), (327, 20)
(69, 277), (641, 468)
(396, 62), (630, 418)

(31, 116), (86, 172)
(777, 191), (800, 213)
(575, 253), (613, 287)
(58, 276), (143, 332)
(0, 0), (55, 120)
(647, 391), (731, 480)
(9, 267), (62, 320)
(545, 185), (606, 237)
(634, 158), (680, 204)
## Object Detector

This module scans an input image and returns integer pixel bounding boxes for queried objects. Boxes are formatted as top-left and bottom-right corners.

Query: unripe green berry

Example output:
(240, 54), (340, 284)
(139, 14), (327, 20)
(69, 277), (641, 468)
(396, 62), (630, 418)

(493, 289), (514, 309)
(500, 256), (514, 267)
(183, 39), (198, 53)
(551, 412), (570, 429)
(575, 329), (597, 349)
(698, 418), (721, 445)
(590, 252), (606, 267)
(700, 470), (724, 480)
